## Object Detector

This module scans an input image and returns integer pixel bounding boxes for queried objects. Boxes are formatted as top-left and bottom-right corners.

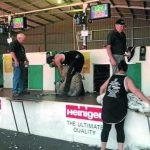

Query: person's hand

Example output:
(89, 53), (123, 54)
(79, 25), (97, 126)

(24, 61), (29, 67)
(147, 99), (150, 105)
(124, 51), (131, 58)
(14, 60), (19, 67)
(26, 60), (29, 65)
(110, 57), (117, 66)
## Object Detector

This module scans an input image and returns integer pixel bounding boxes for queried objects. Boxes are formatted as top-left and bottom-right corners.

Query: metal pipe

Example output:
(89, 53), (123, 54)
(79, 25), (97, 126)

(0, 0), (99, 18)
(44, 25), (47, 52)
(147, 116), (150, 134)
(131, 17), (134, 46)
(1, 2), (150, 18)
(10, 101), (19, 133)
(112, 5), (150, 10)
(21, 101), (31, 135)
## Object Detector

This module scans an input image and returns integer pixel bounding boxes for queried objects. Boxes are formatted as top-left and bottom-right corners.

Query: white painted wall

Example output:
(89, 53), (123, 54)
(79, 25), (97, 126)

(3, 47), (150, 96)
(3, 73), (13, 88)
(128, 46), (150, 96)
(3, 52), (55, 91)
(0, 97), (150, 149)
(43, 64), (55, 91)
(141, 47), (150, 96)
(26, 52), (46, 65)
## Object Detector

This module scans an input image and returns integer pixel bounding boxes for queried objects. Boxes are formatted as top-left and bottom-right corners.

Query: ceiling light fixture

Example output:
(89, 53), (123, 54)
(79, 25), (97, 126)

(57, 0), (62, 4)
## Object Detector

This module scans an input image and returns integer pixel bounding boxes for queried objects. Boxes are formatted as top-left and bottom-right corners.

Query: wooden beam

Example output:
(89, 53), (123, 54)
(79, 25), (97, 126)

(125, 0), (135, 18)
(109, 0), (123, 17)
(4, 2), (55, 23)
(23, 0), (64, 21)
(44, 0), (73, 18)
(7, 0), (100, 16)
(144, 1), (149, 19)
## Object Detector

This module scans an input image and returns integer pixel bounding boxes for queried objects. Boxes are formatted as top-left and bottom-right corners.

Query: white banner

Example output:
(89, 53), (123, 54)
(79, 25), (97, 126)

(65, 104), (103, 139)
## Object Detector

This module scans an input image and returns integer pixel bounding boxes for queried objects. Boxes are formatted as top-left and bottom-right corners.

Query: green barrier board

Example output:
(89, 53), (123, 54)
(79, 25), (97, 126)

(28, 65), (43, 90)
(127, 63), (141, 90)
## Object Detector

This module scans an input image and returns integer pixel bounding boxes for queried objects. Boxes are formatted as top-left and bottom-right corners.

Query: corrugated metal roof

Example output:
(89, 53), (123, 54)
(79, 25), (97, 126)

(0, 0), (150, 29)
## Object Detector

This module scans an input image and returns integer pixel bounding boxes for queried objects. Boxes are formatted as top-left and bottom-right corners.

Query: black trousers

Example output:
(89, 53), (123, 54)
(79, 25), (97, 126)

(101, 119), (125, 143)
(64, 54), (84, 93)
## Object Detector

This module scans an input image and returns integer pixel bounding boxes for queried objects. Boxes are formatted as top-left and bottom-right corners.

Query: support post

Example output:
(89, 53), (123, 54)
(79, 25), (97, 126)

(81, 3), (88, 50)
(10, 101), (19, 133)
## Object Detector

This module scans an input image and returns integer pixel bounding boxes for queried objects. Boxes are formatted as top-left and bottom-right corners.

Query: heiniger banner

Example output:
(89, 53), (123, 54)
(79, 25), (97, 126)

(65, 104), (103, 139)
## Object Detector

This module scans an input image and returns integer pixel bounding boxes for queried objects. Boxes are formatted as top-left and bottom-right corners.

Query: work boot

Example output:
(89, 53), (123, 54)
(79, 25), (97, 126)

(20, 91), (30, 95)
(13, 93), (20, 98)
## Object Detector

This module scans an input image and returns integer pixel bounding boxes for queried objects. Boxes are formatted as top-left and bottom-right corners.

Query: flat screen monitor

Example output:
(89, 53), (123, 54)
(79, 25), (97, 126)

(90, 3), (111, 20)
(12, 17), (27, 29)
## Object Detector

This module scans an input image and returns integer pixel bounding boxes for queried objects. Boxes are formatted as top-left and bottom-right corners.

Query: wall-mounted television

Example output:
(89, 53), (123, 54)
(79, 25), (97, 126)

(12, 17), (27, 29)
(90, 3), (111, 20)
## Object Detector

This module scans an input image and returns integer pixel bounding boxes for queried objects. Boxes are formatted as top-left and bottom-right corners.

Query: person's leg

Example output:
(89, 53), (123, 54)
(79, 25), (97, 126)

(101, 122), (112, 150)
(73, 54), (84, 73)
(18, 76), (24, 93)
(118, 143), (124, 150)
(64, 54), (84, 94)
(64, 60), (76, 93)
(115, 120), (125, 150)
(12, 64), (21, 94)
(18, 64), (25, 93)
(101, 142), (107, 150)
(112, 55), (124, 74)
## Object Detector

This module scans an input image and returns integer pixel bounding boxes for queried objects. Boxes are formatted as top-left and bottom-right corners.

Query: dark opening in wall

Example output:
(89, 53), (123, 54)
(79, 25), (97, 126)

(94, 64), (110, 92)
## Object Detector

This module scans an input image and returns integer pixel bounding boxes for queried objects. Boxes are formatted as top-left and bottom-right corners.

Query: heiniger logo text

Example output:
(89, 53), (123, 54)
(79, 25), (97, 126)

(66, 105), (102, 122)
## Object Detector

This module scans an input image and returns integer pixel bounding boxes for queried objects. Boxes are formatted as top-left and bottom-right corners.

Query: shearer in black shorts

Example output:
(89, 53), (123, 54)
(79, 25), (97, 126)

(48, 50), (84, 95)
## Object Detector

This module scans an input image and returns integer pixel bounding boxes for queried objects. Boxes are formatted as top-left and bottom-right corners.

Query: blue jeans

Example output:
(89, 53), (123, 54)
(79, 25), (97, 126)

(12, 63), (25, 94)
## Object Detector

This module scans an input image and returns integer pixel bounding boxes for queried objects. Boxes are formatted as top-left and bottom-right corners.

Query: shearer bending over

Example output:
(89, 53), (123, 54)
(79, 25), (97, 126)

(48, 50), (84, 96)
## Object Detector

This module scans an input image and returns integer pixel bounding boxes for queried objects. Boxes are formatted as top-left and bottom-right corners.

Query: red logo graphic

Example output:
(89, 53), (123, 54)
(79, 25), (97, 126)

(66, 105), (102, 122)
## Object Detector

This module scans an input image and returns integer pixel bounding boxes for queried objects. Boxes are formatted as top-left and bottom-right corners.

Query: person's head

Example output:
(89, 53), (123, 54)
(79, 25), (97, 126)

(117, 60), (128, 72)
(115, 19), (125, 33)
(17, 33), (26, 44)
(47, 55), (55, 64)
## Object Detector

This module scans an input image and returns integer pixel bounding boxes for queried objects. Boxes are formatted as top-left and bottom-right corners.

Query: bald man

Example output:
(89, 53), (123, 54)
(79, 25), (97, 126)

(10, 33), (29, 97)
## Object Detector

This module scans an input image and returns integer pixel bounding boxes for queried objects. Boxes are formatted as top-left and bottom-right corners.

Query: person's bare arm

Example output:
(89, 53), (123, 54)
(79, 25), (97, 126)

(54, 55), (64, 76)
(126, 77), (150, 105)
(25, 53), (29, 62)
(99, 78), (110, 95)
(10, 52), (19, 67)
(106, 45), (116, 66)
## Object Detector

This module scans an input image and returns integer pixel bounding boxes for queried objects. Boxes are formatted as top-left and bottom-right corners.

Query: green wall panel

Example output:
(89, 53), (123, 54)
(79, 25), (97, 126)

(28, 65), (43, 90)
(0, 54), (3, 86)
(127, 63), (141, 90)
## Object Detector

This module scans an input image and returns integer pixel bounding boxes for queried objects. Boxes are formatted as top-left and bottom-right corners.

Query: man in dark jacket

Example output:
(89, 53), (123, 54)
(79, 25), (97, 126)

(106, 19), (126, 73)
(10, 33), (29, 97)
